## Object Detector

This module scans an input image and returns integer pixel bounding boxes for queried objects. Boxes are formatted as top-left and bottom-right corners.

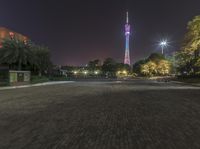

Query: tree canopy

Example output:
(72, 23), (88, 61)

(133, 53), (171, 76)
(31, 45), (52, 76)
(176, 15), (200, 75)
(0, 38), (52, 75)
(0, 38), (32, 70)
(88, 59), (101, 71)
(147, 53), (165, 63)
(183, 16), (200, 53)
(102, 58), (117, 77)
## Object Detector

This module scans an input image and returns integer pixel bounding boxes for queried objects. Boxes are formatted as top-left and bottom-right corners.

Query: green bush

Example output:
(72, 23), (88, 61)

(49, 76), (70, 81)
(31, 76), (49, 84)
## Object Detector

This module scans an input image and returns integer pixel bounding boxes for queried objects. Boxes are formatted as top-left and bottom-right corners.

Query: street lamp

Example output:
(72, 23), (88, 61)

(73, 71), (78, 75)
(94, 71), (99, 75)
(160, 40), (168, 55)
(84, 71), (88, 75)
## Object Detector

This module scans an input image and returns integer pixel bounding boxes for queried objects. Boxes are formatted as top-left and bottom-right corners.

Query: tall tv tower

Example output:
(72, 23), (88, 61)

(124, 11), (131, 65)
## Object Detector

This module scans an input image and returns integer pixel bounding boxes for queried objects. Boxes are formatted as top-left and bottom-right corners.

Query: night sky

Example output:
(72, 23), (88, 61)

(0, 0), (200, 65)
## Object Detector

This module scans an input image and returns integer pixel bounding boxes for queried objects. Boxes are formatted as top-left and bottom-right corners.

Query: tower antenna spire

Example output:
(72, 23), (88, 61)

(126, 11), (129, 24)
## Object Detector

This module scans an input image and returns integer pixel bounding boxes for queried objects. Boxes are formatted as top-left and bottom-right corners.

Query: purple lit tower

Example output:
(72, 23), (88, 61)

(124, 12), (131, 65)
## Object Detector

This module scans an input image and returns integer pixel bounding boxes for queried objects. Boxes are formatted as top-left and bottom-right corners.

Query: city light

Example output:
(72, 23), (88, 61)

(73, 71), (78, 75)
(94, 71), (99, 75)
(123, 70), (127, 75)
(83, 71), (88, 75)
(117, 70), (128, 76)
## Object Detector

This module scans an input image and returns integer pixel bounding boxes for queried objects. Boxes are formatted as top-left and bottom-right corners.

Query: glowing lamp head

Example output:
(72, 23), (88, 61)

(84, 71), (88, 75)
(94, 71), (98, 75)
(160, 40), (168, 47)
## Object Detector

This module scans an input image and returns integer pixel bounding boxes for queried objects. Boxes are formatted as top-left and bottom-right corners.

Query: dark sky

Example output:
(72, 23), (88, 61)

(0, 0), (200, 65)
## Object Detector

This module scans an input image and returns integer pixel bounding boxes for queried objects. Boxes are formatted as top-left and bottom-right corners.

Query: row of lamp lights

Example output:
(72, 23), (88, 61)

(73, 70), (99, 75)
(73, 70), (128, 75)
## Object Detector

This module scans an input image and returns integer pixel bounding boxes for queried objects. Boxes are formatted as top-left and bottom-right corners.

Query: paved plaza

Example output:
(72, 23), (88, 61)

(0, 80), (200, 149)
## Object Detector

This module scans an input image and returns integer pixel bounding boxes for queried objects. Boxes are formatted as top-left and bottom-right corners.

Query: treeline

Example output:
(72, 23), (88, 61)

(175, 16), (200, 76)
(61, 58), (131, 78)
(133, 53), (172, 77)
(0, 38), (52, 76)
(133, 15), (200, 77)
(1, 15), (200, 79)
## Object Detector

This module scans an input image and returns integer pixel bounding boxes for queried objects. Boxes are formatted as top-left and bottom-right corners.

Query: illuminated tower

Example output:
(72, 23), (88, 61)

(124, 12), (131, 65)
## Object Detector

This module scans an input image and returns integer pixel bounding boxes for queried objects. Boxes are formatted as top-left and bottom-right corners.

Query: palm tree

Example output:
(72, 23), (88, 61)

(0, 38), (32, 70)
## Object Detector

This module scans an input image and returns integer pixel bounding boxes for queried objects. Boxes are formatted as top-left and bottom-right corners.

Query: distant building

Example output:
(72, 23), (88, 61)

(0, 27), (28, 48)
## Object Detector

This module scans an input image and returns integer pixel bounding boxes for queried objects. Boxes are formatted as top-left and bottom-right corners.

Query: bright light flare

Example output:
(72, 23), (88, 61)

(94, 71), (99, 75)
(123, 70), (127, 74)
(83, 71), (88, 75)
(159, 40), (168, 47)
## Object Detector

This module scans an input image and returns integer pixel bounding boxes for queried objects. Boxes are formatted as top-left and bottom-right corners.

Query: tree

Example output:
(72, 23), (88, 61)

(157, 60), (171, 75)
(183, 16), (200, 54)
(141, 61), (157, 76)
(0, 38), (32, 70)
(194, 57), (200, 74)
(31, 45), (52, 76)
(102, 58), (117, 77)
(88, 59), (100, 71)
(133, 52), (171, 76)
(147, 53), (165, 64)
(175, 51), (194, 74)
(141, 63), (150, 76)
(133, 59), (147, 74)
(146, 61), (157, 75)
(176, 16), (200, 75)
(116, 63), (130, 71)
(195, 58), (200, 67)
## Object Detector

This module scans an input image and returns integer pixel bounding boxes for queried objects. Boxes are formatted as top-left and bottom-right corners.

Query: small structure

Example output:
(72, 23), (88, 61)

(9, 71), (31, 85)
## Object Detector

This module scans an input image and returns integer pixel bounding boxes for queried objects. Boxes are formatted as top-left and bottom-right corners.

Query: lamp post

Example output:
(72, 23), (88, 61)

(83, 71), (88, 78)
(160, 40), (167, 55)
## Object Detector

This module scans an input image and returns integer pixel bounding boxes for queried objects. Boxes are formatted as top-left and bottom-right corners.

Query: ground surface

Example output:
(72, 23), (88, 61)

(0, 79), (200, 149)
